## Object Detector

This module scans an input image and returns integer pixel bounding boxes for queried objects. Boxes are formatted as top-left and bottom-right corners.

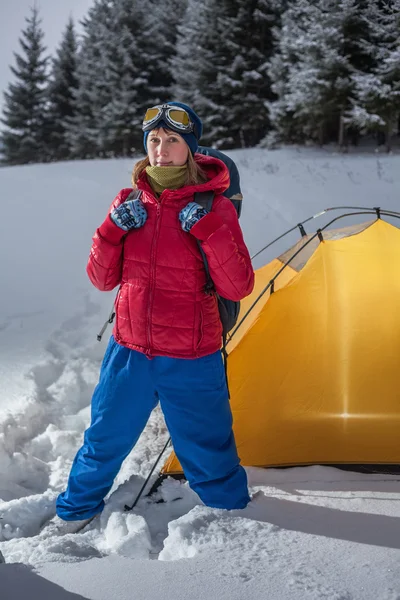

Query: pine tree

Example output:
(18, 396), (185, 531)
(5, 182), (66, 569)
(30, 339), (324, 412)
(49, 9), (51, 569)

(0, 5), (49, 165)
(101, 0), (188, 156)
(267, 0), (381, 146)
(172, 0), (236, 147)
(348, 0), (400, 150)
(172, 0), (209, 110)
(173, 0), (280, 149)
(265, 0), (305, 145)
(146, 0), (188, 105)
(97, 0), (149, 156)
(66, 0), (115, 158)
(68, 0), (179, 158)
(217, 0), (281, 148)
(44, 17), (79, 161)
(289, 0), (359, 145)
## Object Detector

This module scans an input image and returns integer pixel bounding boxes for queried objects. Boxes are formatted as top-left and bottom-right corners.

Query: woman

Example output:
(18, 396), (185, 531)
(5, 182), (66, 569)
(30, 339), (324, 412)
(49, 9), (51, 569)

(48, 102), (255, 534)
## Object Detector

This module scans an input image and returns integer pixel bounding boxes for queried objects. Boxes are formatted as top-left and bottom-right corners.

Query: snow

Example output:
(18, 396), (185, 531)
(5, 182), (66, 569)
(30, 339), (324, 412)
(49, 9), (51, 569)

(0, 147), (399, 599)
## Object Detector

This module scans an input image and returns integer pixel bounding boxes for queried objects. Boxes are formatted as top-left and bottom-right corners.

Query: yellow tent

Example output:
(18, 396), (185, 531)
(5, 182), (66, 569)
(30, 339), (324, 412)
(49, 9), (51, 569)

(162, 212), (400, 475)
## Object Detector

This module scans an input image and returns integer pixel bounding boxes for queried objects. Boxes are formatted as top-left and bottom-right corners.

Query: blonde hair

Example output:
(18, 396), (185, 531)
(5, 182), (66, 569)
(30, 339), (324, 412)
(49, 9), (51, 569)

(131, 129), (208, 188)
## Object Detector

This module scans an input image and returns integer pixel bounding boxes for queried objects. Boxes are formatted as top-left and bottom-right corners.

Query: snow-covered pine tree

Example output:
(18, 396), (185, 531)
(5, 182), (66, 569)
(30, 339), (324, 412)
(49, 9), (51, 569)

(216, 0), (281, 148)
(66, 0), (115, 158)
(348, 0), (400, 150)
(96, 0), (150, 156)
(173, 0), (237, 147)
(173, 0), (279, 148)
(265, 0), (306, 146)
(268, 0), (339, 145)
(0, 5), (49, 165)
(44, 17), (79, 161)
(267, 0), (379, 147)
(171, 0), (211, 112)
(145, 0), (188, 106)
(69, 0), (176, 158)
(100, 0), (187, 156)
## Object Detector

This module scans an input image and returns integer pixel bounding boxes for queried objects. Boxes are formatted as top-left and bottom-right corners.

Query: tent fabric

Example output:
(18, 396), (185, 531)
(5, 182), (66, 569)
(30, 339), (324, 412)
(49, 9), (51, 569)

(162, 218), (400, 475)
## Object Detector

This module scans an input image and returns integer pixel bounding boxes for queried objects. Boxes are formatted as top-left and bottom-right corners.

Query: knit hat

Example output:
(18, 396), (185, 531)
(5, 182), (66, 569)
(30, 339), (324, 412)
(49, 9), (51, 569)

(143, 101), (203, 155)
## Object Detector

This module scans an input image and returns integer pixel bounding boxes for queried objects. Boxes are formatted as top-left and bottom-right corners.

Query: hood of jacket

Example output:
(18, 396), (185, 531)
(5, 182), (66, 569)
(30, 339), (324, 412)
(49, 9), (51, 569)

(136, 153), (230, 202)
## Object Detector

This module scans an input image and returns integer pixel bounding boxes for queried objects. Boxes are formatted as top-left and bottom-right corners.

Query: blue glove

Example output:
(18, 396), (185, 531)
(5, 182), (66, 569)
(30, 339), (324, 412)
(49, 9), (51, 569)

(110, 198), (147, 231)
(179, 202), (209, 233)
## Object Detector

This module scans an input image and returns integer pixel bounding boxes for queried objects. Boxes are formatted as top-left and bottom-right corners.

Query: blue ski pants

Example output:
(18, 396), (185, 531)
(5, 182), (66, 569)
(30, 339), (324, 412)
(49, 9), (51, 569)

(56, 336), (250, 520)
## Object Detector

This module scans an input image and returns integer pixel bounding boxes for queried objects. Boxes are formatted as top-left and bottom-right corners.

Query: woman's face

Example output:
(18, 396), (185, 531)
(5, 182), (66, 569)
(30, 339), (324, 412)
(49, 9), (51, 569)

(147, 127), (189, 167)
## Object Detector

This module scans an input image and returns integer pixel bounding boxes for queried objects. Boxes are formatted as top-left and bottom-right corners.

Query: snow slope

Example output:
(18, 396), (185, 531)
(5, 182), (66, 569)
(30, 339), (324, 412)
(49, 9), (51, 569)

(0, 147), (399, 599)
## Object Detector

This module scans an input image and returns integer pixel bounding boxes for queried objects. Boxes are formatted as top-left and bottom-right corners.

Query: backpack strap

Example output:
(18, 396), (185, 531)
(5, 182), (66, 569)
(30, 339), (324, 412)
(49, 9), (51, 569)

(125, 189), (142, 202)
(194, 191), (215, 295)
(194, 191), (230, 396)
(194, 190), (215, 212)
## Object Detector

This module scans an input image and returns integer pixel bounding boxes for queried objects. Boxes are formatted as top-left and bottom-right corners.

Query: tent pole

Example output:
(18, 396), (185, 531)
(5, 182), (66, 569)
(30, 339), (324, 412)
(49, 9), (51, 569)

(251, 206), (400, 261)
(124, 437), (171, 511)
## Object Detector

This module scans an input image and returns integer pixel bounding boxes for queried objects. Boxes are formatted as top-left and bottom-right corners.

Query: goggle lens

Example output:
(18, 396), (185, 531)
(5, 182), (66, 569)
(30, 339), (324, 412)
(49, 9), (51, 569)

(168, 109), (190, 127)
(144, 107), (161, 123)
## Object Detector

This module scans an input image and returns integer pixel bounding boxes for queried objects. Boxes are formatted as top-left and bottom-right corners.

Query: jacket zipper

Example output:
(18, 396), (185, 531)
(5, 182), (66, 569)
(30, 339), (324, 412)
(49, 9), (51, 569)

(196, 304), (204, 352)
(146, 201), (162, 356)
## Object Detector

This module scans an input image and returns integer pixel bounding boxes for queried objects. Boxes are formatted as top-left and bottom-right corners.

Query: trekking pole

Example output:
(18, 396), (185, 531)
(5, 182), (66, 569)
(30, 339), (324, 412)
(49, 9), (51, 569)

(124, 437), (171, 511)
(97, 307), (115, 342)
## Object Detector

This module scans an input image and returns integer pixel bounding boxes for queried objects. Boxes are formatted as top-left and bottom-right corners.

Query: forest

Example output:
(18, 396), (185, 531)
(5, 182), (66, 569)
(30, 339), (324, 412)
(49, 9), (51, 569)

(1, 0), (399, 165)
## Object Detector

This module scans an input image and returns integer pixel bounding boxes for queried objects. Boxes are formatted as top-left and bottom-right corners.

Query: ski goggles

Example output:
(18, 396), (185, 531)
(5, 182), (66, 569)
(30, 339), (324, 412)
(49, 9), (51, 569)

(142, 104), (198, 137)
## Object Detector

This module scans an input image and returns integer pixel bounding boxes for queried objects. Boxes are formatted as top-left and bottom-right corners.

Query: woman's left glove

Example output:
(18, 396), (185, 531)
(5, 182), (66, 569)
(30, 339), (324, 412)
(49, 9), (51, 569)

(179, 202), (209, 233)
(110, 198), (147, 231)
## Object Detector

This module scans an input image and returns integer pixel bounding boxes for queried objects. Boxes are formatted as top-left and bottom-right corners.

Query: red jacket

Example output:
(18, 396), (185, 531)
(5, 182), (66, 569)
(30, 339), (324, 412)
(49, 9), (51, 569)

(87, 154), (254, 358)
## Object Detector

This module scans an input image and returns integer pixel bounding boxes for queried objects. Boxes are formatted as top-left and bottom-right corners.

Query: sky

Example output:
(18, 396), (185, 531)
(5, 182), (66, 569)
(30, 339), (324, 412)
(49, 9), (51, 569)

(0, 0), (94, 113)
(0, 148), (399, 597)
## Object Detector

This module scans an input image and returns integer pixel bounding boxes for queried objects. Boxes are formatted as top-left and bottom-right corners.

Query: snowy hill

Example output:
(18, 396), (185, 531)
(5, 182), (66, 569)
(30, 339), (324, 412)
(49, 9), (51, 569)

(0, 148), (399, 599)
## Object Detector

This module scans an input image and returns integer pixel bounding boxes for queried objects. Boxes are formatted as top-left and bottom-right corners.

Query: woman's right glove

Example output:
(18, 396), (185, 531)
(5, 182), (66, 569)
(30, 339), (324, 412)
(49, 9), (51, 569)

(110, 198), (147, 231)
